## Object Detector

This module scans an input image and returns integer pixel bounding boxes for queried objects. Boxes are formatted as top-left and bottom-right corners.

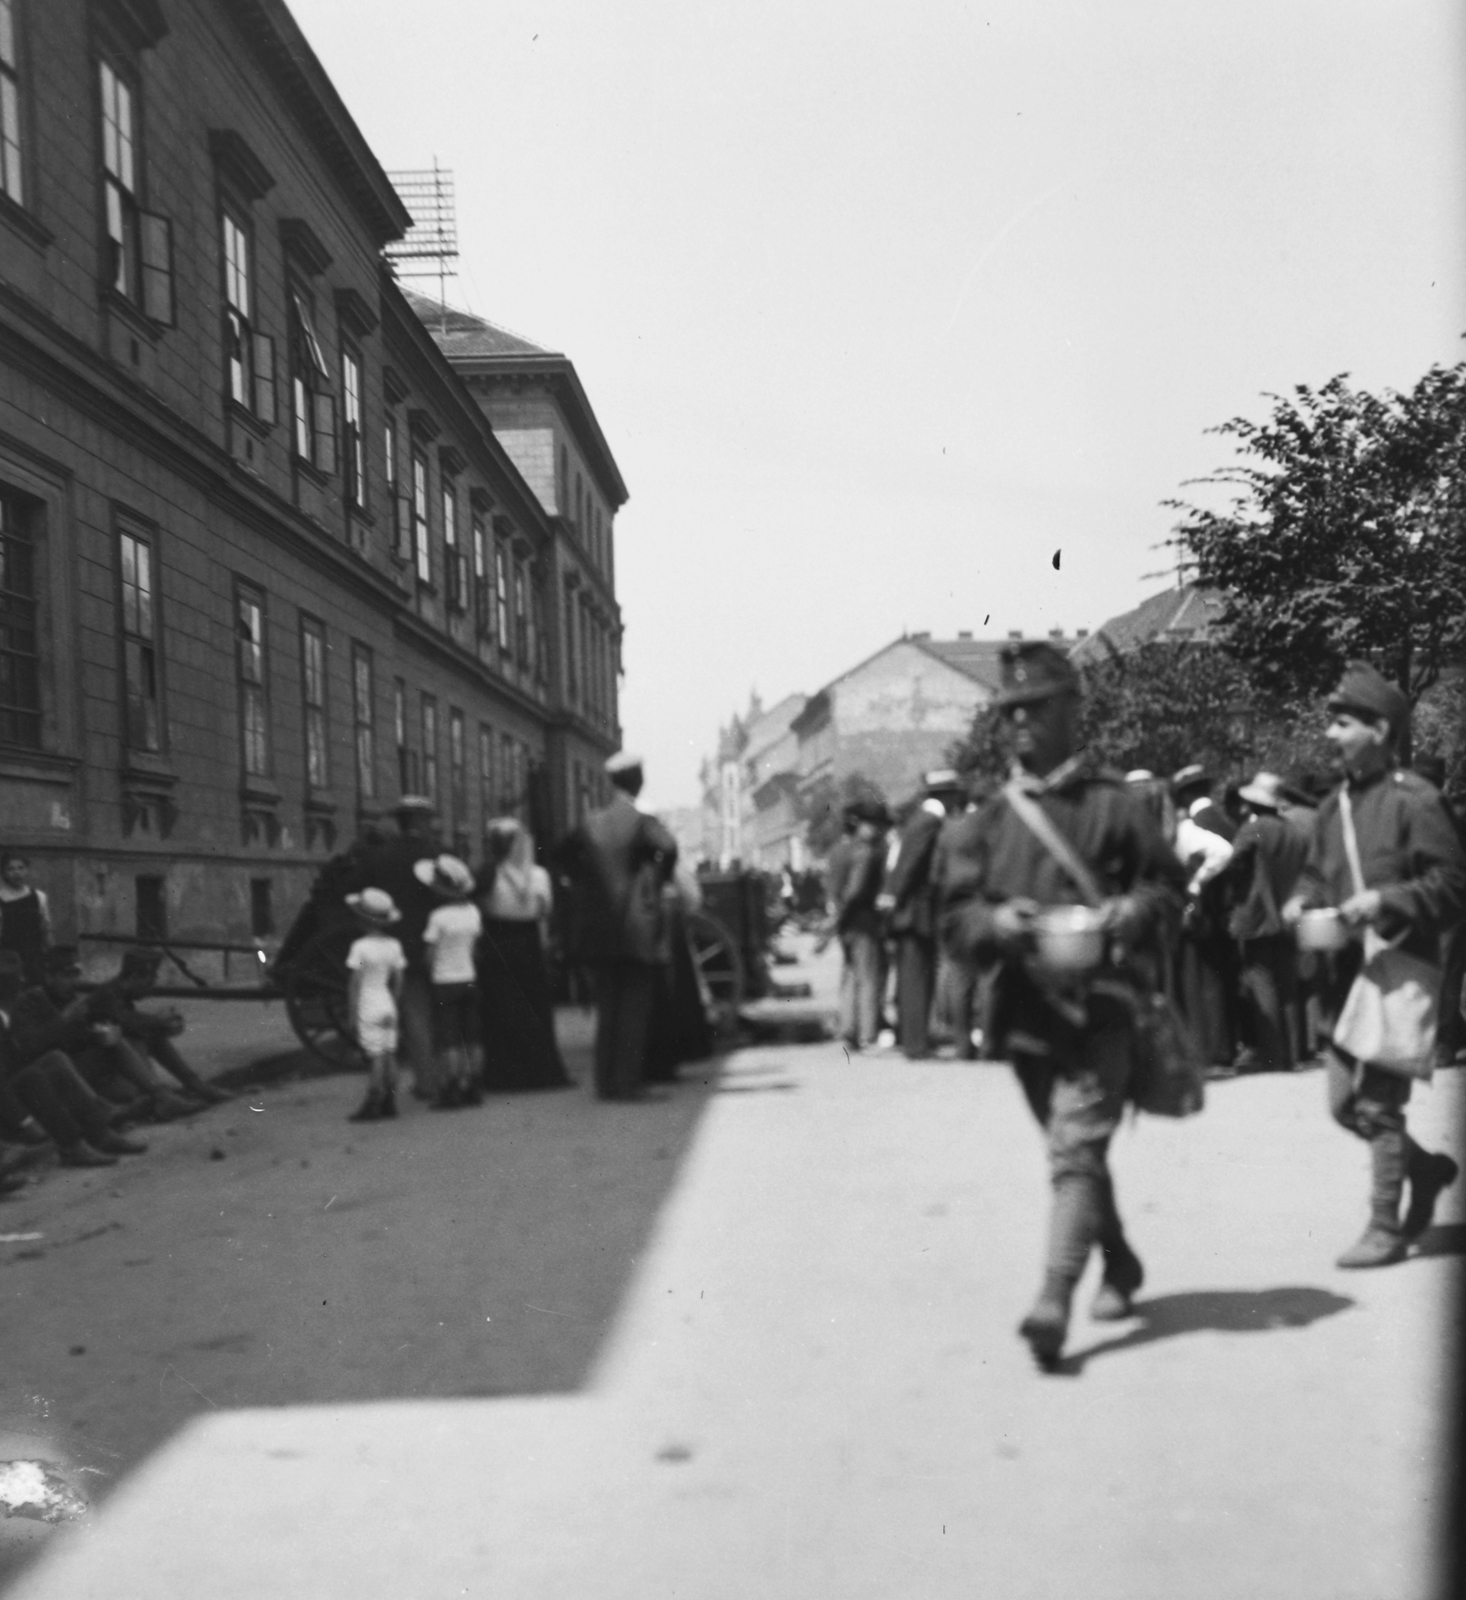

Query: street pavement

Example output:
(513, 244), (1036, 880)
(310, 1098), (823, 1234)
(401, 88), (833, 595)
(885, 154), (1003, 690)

(2, 942), (1461, 1599)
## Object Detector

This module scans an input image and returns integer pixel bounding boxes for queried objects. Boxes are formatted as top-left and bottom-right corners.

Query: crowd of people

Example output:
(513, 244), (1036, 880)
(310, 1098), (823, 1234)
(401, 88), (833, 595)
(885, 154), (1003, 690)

(819, 645), (1465, 1367)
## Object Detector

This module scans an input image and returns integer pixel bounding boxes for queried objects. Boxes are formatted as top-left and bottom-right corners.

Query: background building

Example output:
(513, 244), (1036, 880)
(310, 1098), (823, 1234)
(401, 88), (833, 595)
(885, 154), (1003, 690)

(0, 0), (624, 967)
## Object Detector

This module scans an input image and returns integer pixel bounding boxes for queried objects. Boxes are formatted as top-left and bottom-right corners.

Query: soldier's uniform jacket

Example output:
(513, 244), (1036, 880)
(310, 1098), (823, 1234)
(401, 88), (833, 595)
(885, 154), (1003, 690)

(1297, 767), (1465, 991)
(939, 754), (1184, 1066)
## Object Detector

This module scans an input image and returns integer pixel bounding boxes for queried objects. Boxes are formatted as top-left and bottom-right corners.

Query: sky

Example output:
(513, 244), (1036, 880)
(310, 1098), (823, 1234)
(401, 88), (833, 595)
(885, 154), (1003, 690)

(287, 0), (1465, 811)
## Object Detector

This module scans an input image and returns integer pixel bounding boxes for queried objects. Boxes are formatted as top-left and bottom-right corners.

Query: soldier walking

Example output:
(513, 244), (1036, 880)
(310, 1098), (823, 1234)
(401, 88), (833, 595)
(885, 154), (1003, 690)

(942, 643), (1184, 1368)
(1283, 664), (1465, 1267)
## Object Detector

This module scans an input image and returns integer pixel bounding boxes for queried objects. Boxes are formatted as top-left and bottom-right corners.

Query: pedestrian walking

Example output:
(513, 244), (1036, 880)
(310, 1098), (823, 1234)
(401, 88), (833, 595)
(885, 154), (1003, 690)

(1412, 753), (1465, 1069)
(556, 752), (679, 1102)
(881, 771), (965, 1059)
(475, 818), (571, 1092)
(1283, 663), (1465, 1268)
(415, 854), (484, 1109)
(941, 642), (1185, 1369)
(824, 799), (889, 1051)
(1228, 772), (1309, 1072)
(342, 888), (407, 1122)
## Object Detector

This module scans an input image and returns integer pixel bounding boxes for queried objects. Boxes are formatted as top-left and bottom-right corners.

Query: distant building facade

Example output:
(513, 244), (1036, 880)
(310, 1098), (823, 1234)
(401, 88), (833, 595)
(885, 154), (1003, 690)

(1068, 583), (1223, 665)
(0, 0), (625, 966)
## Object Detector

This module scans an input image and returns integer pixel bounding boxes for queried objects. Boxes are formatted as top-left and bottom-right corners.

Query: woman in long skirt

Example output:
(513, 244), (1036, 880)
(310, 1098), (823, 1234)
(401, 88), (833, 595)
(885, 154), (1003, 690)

(475, 819), (571, 1091)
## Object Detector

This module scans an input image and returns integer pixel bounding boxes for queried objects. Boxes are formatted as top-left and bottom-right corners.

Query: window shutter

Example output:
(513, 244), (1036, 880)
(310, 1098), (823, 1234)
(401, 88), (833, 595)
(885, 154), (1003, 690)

(395, 492), (411, 558)
(313, 392), (337, 476)
(253, 332), (277, 424)
(140, 213), (175, 325)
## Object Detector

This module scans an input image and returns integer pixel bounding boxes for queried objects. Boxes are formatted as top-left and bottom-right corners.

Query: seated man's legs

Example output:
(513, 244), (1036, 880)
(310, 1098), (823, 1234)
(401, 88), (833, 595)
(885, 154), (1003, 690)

(10, 1051), (147, 1163)
(143, 1034), (230, 1102)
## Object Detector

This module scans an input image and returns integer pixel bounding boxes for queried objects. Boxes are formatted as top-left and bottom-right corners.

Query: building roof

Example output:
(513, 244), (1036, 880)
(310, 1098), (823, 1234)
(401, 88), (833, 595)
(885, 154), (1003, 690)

(743, 692), (808, 760)
(400, 287), (555, 359)
(1068, 583), (1226, 664)
(403, 288), (629, 509)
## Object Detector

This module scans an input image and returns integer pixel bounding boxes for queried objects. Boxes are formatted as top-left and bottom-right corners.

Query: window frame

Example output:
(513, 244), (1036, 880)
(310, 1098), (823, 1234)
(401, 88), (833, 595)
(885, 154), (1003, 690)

(235, 581), (271, 782)
(289, 285), (335, 474)
(411, 451), (431, 586)
(478, 724), (495, 830)
(0, 482), (41, 751)
(393, 676), (416, 796)
(420, 693), (438, 807)
(299, 614), (329, 795)
(1, 0), (26, 209)
(341, 343), (366, 511)
(117, 522), (162, 754)
(448, 705), (466, 835)
(351, 642), (375, 803)
(513, 557), (529, 671)
(442, 478), (466, 613)
(98, 54), (140, 303)
(220, 205), (273, 423)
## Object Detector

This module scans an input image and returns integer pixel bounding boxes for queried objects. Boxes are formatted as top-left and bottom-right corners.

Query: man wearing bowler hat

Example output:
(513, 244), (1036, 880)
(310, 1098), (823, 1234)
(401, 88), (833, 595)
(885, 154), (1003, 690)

(881, 770), (965, 1059)
(558, 752), (679, 1101)
(1283, 662), (1465, 1267)
(941, 641), (1184, 1368)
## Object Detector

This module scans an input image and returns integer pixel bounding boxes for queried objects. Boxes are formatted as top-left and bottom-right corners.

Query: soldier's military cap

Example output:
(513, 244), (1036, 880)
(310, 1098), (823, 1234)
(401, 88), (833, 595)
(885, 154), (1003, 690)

(1327, 661), (1410, 740)
(924, 768), (963, 794)
(994, 640), (1080, 708)
(605, 750), (644, 776)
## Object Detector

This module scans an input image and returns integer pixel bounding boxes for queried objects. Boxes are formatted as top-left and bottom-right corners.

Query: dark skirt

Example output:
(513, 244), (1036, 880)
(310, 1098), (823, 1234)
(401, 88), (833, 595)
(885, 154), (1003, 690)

(477, 918), (572, 1091)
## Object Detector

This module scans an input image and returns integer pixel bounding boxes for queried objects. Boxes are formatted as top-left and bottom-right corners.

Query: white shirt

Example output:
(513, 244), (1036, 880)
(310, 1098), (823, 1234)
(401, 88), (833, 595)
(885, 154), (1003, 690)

(346, 933), (406, 1015)
(1175, 799), (1234, 896)
(422, 901), (482, 985)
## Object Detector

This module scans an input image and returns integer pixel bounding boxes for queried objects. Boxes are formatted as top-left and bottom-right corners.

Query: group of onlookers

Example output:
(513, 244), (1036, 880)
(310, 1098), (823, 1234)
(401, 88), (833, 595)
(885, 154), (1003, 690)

(0, 854), (233, 1192)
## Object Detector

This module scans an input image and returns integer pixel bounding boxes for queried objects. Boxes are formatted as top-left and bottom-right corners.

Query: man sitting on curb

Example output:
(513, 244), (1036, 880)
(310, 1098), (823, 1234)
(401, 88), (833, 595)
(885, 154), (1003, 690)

(10, 947), (197, 1124)
(89, 949), (232, 1107)
(0, 951), (147, 1168)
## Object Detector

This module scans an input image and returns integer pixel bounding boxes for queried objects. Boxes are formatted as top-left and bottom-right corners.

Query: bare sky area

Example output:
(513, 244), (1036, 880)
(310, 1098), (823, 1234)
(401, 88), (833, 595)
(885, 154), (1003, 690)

(287, 0), (1465, 810)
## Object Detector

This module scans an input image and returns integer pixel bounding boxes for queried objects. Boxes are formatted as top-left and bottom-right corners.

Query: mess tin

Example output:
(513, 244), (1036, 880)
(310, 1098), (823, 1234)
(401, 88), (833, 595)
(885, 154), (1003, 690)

(1032, 905), (1108, 974)
(1295, 908), (1350, 952)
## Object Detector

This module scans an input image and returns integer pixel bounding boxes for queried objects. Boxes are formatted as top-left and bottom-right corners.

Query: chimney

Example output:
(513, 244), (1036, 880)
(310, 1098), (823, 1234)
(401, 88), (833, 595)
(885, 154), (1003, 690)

(1076, 628), (1089, 639)
(957, 630), (972, 640)
(1007, 630), (1023, 641)
(912, 630), (931, 640)
(1049, 629), (1064, 641)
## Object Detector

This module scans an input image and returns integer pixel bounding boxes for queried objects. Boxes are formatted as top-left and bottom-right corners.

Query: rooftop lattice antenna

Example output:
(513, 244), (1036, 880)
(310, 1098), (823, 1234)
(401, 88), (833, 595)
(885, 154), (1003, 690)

(384, 160), (460, 330)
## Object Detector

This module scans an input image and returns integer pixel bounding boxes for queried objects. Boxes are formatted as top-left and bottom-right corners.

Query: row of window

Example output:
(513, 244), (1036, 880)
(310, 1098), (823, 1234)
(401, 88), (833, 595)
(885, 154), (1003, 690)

(557, 442), (611, 578)
(0, 483), (538, 840)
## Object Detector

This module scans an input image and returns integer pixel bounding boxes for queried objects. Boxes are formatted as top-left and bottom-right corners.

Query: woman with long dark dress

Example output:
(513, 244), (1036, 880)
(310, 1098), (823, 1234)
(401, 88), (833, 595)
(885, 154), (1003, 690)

(475, 819), (571, 1091)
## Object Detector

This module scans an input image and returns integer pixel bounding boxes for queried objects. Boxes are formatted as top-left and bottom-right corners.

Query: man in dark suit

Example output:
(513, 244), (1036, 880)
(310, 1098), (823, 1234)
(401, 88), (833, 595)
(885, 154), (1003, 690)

(881, 770), (965, 1059)
(558, 752), (679, 1101)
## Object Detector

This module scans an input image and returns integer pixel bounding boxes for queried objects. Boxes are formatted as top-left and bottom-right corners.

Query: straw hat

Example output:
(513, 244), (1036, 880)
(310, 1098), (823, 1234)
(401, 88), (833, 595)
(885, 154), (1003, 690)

(345, 887), (402, 926)
(1237, 772), (1285, 812)
(413, 854), (475, 896)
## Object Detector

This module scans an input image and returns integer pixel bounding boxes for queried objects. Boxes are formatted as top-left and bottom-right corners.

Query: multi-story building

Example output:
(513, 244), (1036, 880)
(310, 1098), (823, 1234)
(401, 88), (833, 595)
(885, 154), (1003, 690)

(0, 0), (624, 966)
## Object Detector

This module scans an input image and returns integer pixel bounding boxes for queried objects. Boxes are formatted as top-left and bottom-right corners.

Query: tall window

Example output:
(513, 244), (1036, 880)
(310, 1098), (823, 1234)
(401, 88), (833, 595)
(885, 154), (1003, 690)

(236, 586), (269, 778)
(341, 347), (365, 510)
(119, 529), (160, 751)
(493, 542), (510, 650)
(471, 518), (491, 640)
(290, 291), (334, 472)
(300, 617), (328, 791)
(420, 694), (438, 806)
(1, 0), (23, 206)
(478, 725), (494, 826)
(411, 453), (430, 584)
(564, 589), (578, 704)
(513, 559), (529, 670)
(386, 417), (411, 561)
(99, 60), (137, 299)
(499, 731), (516, 811)
(222, 212), (272, 421)
(0, 488), (40, 749)
(442, 482), (465, 611)
(449, 707), (466, 836)
(351, 643), (375, 801)
(393, 677), (414, 794)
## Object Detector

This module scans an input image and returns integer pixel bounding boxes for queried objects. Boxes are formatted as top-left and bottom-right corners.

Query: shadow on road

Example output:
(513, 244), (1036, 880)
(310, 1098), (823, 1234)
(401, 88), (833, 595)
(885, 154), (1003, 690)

(1061, 1286), (1357, 1372)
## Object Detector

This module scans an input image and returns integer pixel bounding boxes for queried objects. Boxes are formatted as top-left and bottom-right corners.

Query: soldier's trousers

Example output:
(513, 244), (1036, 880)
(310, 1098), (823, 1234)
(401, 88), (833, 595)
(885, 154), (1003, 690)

(895, 935), (936, 1058)
(838, 932), (884, 1049)
(593, 963), (658, 1100)
(1014, 1004), (1136, 1283)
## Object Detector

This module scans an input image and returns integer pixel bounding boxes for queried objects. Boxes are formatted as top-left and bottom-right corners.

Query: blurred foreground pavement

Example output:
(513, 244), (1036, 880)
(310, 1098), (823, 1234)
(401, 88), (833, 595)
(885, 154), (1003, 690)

(2, 947), (1460, 1600)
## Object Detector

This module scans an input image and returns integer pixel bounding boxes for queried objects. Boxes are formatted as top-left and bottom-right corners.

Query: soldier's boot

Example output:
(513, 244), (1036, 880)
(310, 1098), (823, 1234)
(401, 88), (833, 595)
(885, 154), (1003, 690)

(1337, 1130), (1408, 1269)
(1401, 1139), (1459, 1241)
(1019, 1174), (1100, 1369)
(1091, 1179), (1144, 1321)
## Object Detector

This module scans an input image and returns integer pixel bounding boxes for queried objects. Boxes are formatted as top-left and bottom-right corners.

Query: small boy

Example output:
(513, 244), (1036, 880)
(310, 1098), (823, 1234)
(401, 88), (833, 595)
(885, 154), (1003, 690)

(344, 888), (407, 1122)
(414, 854), (483, 1108)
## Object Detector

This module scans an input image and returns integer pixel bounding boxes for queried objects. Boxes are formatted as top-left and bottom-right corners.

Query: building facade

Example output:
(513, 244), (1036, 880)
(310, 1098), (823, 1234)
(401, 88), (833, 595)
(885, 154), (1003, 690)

(0, 0), (624, 967)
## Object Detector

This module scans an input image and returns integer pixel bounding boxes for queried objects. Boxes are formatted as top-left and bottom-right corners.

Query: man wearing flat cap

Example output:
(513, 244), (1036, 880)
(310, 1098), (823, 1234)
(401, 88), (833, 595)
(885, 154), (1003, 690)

(823, 797), (890, 1051)
(881, 771), (965, 1059)
(557, 753), (679, 1101)
(1283, 661), (1466, 1267)
(940, 640), (1185, 1368)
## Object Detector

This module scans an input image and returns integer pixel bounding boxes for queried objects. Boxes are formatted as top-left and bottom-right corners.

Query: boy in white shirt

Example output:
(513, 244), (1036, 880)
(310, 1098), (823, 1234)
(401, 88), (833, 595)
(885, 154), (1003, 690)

(415, 854), (484, 1108)
(344, 888), (407, 1122)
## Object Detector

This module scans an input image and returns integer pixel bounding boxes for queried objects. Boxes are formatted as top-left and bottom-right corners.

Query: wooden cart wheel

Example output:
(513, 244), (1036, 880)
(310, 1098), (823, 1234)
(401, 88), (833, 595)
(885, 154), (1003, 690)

(282, 925), (360, 1068)
(685, 910), (745, 1030)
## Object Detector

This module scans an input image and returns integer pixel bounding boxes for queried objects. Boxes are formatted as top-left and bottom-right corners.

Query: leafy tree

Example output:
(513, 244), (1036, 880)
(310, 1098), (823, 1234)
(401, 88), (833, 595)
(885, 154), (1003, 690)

(801, 770), (886, 858)
(1170, 363), (1466, 708)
